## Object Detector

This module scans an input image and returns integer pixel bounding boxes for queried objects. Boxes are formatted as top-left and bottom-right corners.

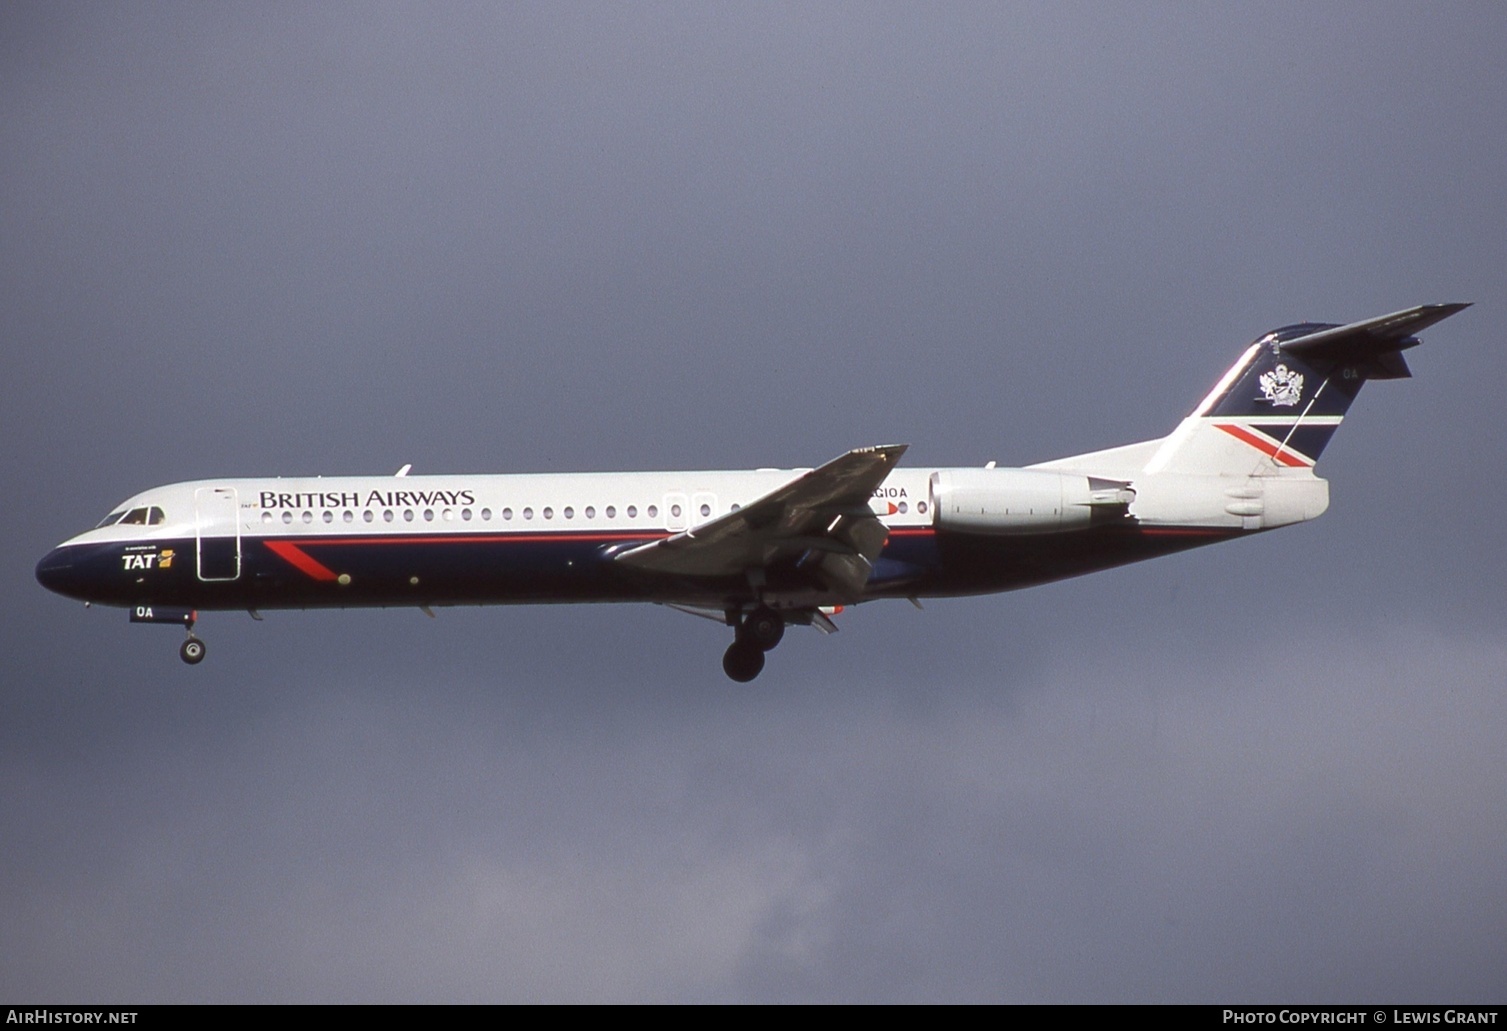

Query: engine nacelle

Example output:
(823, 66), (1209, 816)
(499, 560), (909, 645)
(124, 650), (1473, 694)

(931, 468), (1134, 535)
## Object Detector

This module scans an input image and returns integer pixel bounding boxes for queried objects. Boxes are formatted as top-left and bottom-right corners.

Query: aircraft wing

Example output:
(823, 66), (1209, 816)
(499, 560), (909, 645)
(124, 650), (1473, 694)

(1279, 302), (1470, 378)
(612, 444), (908, 601)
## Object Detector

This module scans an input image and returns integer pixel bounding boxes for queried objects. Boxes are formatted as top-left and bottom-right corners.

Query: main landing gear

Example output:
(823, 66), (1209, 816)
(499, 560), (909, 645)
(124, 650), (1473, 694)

(722, 606), (786, 683)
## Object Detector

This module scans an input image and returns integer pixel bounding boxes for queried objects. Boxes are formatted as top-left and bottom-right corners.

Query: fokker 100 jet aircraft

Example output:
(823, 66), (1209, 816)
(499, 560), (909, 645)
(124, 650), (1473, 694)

(36, 304), (1467, 681)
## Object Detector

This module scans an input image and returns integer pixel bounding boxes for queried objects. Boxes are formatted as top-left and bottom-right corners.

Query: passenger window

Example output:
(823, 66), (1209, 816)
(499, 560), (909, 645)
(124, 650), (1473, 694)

(605, 506), (616, 518)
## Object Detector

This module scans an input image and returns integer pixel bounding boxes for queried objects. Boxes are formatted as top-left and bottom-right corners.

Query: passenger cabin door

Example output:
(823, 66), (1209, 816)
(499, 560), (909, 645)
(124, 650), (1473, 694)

(195, 486), (241, 581)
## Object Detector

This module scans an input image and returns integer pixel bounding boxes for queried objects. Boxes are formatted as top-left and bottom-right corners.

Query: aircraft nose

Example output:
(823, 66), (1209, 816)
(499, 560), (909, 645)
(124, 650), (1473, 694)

(36, 547), (82, 598)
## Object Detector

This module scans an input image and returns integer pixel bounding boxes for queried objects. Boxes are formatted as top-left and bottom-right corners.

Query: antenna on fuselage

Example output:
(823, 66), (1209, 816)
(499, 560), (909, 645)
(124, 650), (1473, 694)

(395, 464), (412, 477)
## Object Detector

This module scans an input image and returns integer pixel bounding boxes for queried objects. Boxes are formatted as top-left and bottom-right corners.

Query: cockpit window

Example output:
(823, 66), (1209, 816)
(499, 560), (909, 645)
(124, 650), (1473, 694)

(95, 510), (127, 529)
(115, 506), (166, 526)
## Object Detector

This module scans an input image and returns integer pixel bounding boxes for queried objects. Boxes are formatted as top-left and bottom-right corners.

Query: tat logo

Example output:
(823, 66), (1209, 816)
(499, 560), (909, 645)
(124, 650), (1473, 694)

(122, 548), (174, 571)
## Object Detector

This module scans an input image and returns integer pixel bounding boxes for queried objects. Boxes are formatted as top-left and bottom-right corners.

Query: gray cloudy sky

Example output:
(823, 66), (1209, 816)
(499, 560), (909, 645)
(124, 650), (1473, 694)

(3, 2), (1504, 1003)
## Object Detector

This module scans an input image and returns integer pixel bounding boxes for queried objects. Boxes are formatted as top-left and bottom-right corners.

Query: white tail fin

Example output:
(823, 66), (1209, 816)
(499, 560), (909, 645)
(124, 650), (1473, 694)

(1140, 304), (1468, 477)
(1033, 304), (1468, 531)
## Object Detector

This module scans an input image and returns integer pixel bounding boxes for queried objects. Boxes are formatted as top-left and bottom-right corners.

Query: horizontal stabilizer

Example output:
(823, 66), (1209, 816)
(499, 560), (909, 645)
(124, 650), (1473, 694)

(1279, 303), (1471, 379)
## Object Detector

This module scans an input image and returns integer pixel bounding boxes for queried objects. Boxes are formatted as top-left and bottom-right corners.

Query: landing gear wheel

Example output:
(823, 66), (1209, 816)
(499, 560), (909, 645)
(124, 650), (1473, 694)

(741, 606), (785, 651)
(722, 640), (765, 682)
(180, 637), (206, 665)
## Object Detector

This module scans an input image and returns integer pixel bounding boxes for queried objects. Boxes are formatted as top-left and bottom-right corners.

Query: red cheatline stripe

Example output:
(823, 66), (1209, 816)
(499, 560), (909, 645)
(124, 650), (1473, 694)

(267, 526), (938, 547)
(310, 532), (665, 546)
(1214, 423), (1311, 467)
(263, 525), (940, 580)
(263, 540), (339, 581)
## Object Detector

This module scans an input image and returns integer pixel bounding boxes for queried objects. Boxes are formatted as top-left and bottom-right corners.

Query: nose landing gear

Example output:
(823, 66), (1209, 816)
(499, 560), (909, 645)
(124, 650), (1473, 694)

(722, 605), (786, 683)
(128, 605), (205, 665)
(179, 635), (206, 665)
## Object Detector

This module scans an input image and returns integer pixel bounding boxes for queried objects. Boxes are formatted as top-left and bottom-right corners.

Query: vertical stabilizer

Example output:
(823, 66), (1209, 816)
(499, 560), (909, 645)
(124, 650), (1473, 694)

(1144, 304), (1468, 477)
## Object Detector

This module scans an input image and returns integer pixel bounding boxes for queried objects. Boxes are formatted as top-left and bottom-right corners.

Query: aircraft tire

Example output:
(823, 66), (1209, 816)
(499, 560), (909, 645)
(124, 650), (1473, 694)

(180, 638), (206, 665)
(722, 640), (765, 682)
(742, 607), (785, 651)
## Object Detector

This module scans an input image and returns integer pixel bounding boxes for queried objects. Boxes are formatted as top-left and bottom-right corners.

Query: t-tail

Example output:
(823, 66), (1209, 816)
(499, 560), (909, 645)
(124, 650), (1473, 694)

(1036, 303), (1470, 532)
(1141, 303), (1469, 478)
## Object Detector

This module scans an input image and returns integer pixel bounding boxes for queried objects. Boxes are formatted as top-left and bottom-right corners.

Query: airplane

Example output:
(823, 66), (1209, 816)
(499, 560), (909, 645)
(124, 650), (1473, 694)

(35, 303), (1468, 681)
